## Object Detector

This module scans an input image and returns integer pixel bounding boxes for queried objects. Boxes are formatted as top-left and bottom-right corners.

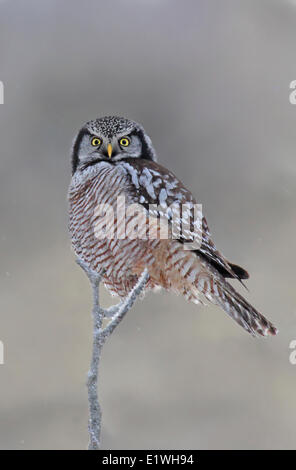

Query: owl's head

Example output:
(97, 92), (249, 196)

(71, 116), (157, 174)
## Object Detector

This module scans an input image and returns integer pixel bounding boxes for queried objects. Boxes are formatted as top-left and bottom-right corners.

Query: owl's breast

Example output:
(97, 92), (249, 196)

(68, 162), (146, 291)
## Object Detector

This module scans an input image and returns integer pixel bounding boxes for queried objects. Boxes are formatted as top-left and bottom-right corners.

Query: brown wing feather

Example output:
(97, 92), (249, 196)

(122, 158), (249, 283)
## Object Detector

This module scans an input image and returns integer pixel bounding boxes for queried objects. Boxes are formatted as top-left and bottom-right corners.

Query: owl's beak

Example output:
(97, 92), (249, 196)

(107, 143), (113, 158)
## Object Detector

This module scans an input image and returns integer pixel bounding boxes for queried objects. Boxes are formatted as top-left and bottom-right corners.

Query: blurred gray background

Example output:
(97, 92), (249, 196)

(0, 0), (296, 450)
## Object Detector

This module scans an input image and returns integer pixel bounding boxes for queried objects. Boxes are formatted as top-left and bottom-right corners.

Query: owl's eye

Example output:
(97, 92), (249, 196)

(119, 137), (130, 147)
(91, 137), (102, 147)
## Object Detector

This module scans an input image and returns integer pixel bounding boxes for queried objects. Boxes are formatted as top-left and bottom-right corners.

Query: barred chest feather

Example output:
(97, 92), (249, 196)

(68, 161), (162, 296)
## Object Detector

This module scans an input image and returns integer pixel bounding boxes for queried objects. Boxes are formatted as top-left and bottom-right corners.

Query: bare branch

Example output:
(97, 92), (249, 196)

(76, 257), (149, 449)
(104, 303), (123, 318)
(102, 269), (149, 338)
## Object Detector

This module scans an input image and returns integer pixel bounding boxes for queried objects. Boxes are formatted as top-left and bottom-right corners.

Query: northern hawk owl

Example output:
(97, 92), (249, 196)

(68, 116), (277, 337)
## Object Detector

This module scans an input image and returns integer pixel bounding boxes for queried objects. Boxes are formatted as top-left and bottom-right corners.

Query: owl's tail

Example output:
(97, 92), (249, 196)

(187, 264), (278, 337)
(135, 243), (278, 337)
(208, 278), (277, 337)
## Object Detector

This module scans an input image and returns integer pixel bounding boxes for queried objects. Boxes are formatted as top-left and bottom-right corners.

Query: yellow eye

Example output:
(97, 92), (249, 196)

(119, 137), (130, 147)
(91, 137), (102, 147)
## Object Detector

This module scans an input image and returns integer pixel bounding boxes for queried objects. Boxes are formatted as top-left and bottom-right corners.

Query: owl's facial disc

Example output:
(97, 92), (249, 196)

(71, 116), (158, 174)
(75, 131), (143, 170)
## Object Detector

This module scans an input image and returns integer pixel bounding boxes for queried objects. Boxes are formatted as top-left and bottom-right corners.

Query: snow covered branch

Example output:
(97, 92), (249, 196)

(76, 258), (149, 450)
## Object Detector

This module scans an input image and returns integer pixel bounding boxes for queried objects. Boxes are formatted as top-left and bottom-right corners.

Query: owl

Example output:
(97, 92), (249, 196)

(68, 116), (277, 337)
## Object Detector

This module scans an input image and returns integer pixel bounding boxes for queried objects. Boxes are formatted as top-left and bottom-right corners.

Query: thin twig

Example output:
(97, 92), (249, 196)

(76, 258), (149, 449)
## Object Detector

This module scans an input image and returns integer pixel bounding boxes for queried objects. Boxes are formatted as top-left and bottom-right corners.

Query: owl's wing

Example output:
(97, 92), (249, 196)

(120, 158), (249, 283)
